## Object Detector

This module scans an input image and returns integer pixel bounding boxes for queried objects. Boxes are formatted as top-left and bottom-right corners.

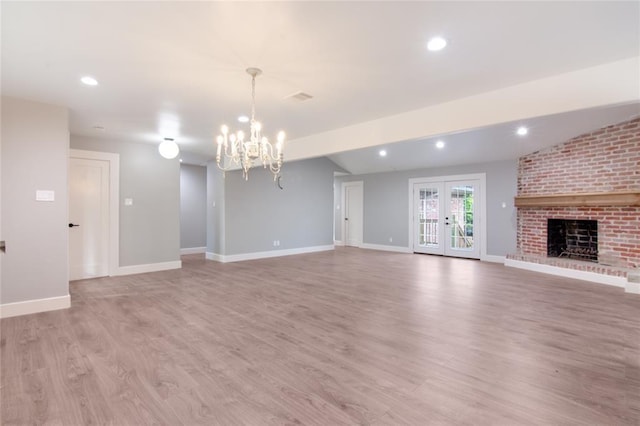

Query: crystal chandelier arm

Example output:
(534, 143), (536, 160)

(268, 158), (283, 179)
(216, 160), (235, 172)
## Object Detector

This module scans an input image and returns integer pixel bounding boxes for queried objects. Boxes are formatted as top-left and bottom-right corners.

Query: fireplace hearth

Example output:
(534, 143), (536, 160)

(547, 219), (598, 262)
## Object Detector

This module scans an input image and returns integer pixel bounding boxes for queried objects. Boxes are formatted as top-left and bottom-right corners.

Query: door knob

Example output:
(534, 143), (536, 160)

(68, 223), (80, 228)
(345, 217), (349, 221)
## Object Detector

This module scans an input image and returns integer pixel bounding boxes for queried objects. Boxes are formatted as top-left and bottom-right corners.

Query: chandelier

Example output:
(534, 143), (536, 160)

(215, 67), (285, 180)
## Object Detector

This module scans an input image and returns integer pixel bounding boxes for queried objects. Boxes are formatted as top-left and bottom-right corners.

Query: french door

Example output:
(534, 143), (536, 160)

(413, 179), (480, 259)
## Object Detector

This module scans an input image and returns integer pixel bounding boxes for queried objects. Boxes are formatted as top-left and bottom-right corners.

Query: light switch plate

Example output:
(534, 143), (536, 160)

(36, 190), (55, 202)
(124, 198), (133, 206)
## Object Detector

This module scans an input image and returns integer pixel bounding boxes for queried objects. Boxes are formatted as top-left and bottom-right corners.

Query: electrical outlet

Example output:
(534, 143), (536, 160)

(389, 237), (393, 243)
(273, 240), (277, 247)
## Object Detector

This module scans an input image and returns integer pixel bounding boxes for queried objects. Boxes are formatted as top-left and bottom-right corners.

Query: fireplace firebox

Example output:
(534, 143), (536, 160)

(547, 219), (598, 262)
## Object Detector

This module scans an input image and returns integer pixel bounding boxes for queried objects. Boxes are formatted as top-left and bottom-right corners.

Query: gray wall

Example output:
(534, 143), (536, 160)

(334, 160), (517, 256)
(221, 157), (337, 255)
(180, 164), (206, 249)
(71, 135), (180, 266)
(1, 97), (69, 304)
(206, 162), (225, 255)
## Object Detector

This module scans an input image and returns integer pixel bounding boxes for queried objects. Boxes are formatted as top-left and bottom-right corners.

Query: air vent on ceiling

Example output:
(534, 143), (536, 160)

(285, 91), (313, 102)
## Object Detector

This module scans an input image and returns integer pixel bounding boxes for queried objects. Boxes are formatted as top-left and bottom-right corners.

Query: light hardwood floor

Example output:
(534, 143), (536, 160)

(2, 248), (639, 425)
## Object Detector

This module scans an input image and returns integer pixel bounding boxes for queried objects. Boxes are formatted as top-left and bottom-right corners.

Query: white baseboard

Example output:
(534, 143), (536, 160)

(626, 281), (640, 294)
(206, 245), (334, 263)
(206, 252), (224, 262)
(481, 255), (506, 264)
(361, 243), (412, 254)
(180, 247), (206, 255)
(116, 260), (182, 276)
(334, 240), (344, 246)
(0, 295), (70, 319)
(504, 259), (627, 288)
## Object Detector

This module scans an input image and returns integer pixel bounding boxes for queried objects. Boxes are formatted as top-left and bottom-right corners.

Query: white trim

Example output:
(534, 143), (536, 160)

(408, 173), (487, 260)
(481, 255), (506, 264)
(205, 252), (225, 262)
(206, 245), (334, 263)
(69, 149), (120, 276)
(504, 259), (626, 288)
(626, 281), (640, 294)
(180, 247), (206, 255)
(341, 181), (364, 248)
(361, 243), (411, 254)
(116, 260), (182, 276)
(0, 295), (70, 319)
(334, 240), (344, 246)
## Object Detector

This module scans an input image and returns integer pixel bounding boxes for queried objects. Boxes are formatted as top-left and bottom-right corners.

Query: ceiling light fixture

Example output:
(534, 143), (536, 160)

(379, 149), (387, 157)
(81, 76), (98, 86)
(427, 36), (447, 52)
(237, 115), (249, 123)
(216, 68), (285, 181)
(159, 137), (180, 159)
(435, 140), (445, 149)
(516, 126), (529, 136)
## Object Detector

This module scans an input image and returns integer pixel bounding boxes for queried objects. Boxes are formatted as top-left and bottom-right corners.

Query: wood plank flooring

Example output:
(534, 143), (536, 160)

(2, 248), (639, 425)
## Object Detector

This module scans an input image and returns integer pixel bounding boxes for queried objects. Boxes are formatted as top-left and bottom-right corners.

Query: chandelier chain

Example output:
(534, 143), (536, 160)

(251, 74), (256, 123)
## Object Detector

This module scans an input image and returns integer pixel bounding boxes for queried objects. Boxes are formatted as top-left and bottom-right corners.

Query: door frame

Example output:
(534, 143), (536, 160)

(341, 181), (364, 247)
(69, 149), (120, 276)
(408, 173), (487, 260)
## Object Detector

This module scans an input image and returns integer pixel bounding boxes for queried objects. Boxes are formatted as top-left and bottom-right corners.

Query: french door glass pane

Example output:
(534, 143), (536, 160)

(449, 185), (474, 249)
(419, 188), (439, 247)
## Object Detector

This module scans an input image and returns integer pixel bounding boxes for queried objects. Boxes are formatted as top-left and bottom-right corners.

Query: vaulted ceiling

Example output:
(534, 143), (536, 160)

(2, 1), (639, 173)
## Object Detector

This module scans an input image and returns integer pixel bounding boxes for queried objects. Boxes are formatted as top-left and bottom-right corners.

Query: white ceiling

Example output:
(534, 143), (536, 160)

(2, 1), (639, 172)
(328, 103), (640, 175)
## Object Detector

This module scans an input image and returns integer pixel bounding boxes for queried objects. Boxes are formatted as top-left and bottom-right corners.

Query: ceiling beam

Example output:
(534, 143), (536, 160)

(286, 57), (640, 161)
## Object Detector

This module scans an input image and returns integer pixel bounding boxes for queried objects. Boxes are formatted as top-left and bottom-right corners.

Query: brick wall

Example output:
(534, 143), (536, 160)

(516, 117), (640, 270)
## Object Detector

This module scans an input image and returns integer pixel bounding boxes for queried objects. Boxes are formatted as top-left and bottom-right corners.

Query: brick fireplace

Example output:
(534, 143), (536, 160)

(506, 117), (640, 292)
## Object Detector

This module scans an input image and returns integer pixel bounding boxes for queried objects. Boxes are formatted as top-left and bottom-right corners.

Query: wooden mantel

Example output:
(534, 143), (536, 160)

(514, 191), (640, 208)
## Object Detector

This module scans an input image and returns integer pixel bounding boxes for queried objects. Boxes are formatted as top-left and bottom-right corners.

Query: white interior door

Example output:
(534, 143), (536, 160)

(412, 179), (480, 259)
(343, 181), (363, 247)
(69, 158), (110, 280)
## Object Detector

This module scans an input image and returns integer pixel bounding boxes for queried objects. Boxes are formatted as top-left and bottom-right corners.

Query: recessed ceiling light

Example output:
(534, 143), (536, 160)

(238, 115), (249, 123)
(427, 36), (447, 52)
(81, 76), (98, 86)
(379, 149), (387, 157)
(516, 126), (528, 136)
(435, 140), (445, 149)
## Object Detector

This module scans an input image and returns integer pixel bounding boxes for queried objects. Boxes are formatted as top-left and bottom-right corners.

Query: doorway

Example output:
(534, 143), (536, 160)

(409, 174), (486, 259)
(341, 181), (363, 247)
(69, 150), (119, 279)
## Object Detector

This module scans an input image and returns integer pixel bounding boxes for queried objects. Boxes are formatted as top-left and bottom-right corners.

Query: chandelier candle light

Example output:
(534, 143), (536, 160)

(216, 68), (285, 180)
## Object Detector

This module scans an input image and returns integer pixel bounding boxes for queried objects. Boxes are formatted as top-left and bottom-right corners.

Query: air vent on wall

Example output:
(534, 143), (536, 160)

(285, 91), (313, 102)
